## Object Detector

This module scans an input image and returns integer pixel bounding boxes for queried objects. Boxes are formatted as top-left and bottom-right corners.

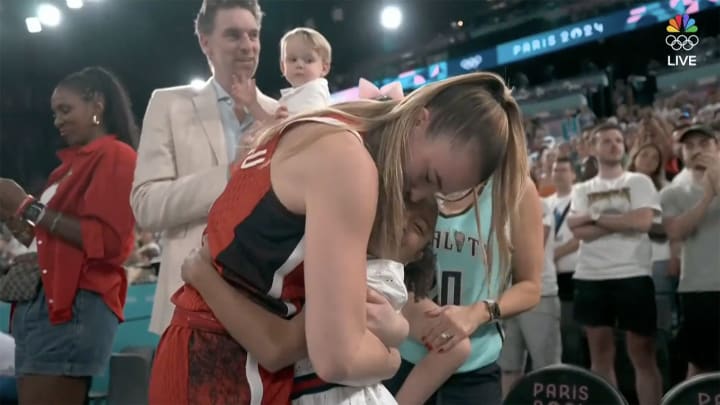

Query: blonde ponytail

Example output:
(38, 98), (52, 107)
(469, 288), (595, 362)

(249, 72), (527, 267)
(491, 95), (529, 290)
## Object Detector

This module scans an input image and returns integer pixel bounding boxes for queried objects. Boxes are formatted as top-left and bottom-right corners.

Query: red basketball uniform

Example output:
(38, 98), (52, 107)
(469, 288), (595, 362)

(148, 118), (356, 405)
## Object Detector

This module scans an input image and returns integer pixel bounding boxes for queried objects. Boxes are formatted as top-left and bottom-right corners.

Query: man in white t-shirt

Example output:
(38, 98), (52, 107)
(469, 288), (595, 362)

(660, 125), (720, 377)
(567, 123), (662, 405)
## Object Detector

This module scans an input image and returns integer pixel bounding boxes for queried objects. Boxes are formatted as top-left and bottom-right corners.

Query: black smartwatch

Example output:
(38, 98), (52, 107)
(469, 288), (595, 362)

(483, 299), (501, 322)
(22, 200), (46, 227)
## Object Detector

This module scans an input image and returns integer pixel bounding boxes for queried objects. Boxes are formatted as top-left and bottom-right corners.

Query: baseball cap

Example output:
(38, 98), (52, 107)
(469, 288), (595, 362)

(676, 125), (718, 143)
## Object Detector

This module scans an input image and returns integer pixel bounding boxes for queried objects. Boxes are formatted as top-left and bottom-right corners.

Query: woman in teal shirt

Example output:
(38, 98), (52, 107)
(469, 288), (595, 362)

(385, 178), (543, 405)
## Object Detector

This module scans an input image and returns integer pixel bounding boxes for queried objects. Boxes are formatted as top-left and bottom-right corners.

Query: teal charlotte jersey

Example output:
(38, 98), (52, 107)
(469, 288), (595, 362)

(399, 179), (505, 372)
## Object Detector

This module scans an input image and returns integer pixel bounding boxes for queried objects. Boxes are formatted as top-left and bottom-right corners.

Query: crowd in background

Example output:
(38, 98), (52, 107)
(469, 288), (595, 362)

(1, 86), (718, 263)
(3, 88), (717, 286)
(527, 88), (720, 191)
(0, 0), (718, 403)
(514, 84), (720, 402)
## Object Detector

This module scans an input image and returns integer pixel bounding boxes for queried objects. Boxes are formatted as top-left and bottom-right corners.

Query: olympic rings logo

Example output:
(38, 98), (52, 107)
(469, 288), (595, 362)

(665, 34), (700, 51)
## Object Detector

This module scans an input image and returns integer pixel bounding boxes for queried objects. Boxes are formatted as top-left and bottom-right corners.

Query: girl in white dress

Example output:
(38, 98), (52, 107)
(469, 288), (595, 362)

(180, 198), (439, 405)
(291, 203), (438, 404)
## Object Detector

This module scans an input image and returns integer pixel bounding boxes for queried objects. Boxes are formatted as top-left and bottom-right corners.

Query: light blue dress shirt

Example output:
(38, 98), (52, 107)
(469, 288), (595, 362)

(211, 79), (255, 162)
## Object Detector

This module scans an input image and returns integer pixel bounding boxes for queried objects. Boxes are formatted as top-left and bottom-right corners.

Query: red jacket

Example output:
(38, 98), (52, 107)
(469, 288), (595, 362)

(35, 135), (137, 324)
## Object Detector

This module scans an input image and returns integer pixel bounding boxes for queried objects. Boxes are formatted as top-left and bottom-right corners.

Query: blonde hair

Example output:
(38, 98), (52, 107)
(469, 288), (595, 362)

(280, 27), (332, 65)
(251, 72), (528, 276)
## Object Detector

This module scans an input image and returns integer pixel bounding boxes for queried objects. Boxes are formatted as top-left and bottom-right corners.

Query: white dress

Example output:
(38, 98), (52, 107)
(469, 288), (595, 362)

(291, 259), (407, 405)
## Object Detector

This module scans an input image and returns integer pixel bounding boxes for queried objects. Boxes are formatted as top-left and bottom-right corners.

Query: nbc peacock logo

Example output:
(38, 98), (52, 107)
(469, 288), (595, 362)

(665, 14), (700, 52)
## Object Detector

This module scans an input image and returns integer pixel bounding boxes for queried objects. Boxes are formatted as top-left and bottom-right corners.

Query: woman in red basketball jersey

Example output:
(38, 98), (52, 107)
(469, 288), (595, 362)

(149, 72), (534, 405)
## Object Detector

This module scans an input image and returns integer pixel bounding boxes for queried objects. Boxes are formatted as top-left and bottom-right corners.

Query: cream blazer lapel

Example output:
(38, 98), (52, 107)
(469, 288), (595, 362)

(192, 80), (228, 165)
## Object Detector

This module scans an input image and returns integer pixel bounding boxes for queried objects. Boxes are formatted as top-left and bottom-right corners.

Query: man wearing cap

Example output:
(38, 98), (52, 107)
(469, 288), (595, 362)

(660, 125), (720, 377)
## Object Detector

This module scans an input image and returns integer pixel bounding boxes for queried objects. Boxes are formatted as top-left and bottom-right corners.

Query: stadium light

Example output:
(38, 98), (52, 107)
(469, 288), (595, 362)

(66, 0), (84, 9)
(380, 6), (402, 30)
(37, 4), (62, 27)
(190, 79), (206, 90)
(26, 17), (42, 33)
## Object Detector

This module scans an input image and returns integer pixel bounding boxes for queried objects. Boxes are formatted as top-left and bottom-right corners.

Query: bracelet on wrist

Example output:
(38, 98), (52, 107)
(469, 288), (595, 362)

(14, 195), (36, 218)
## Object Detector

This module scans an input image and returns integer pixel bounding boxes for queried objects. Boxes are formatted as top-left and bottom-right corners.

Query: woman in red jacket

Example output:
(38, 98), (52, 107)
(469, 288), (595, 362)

(0, 66), (138, 405)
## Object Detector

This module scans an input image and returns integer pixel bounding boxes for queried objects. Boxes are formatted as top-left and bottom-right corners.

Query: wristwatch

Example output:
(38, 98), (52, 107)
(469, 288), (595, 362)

(22, 200), (46, 227)
(483, 299), (501, 322)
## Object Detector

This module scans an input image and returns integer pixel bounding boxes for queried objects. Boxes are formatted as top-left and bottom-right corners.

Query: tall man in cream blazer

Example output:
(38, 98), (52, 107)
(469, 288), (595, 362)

(132, 0), (278, 334)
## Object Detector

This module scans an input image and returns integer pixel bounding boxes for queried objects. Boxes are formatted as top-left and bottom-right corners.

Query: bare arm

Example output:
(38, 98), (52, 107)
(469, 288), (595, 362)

(663, 193), (715, 241)
(184, 250), (403, 372)
(182, 248), (306, 373)
(366, 289), (409, 348)
(131, 90), (229, 232)
(497, 180), (544, 317)
(567, 213), (592, 229)
(595, 174), (661, 234)
(554, 238), (579, 261)
(571, 224), (612, 242)
(395, 296), (471, 405)
(667, 240), (682, 277)
(299, 132), (399, 384)
(595, 207), (655, 233)
(376, 314), (409, 348)
(566, 186), (590, 229)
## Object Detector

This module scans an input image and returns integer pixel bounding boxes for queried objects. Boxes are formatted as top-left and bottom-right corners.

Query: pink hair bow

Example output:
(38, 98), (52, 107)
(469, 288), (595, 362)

(358, 78), (404, 101)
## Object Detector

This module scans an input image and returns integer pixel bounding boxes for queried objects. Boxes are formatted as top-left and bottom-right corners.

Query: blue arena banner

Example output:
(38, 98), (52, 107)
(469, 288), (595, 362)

(496, 0), (719, 65)
(331, 0), (720, 99)
(496, 14), (623, 65)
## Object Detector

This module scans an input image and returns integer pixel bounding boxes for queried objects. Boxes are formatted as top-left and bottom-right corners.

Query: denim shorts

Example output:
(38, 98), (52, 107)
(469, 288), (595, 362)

(12, 288), (118, 377)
